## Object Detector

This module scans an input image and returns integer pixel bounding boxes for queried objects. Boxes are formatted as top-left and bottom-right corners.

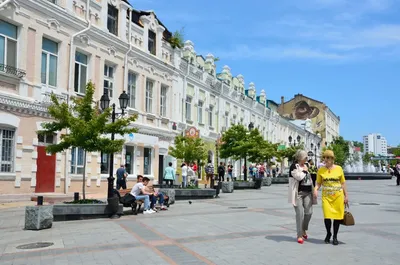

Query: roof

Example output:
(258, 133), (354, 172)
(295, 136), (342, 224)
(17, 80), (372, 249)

(283, 93), (324, 105)
(122, 1), (172, 40)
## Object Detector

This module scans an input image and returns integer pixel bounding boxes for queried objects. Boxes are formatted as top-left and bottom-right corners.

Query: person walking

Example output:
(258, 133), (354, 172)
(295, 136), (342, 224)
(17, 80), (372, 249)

(163, 162), (175, 187)
(395, 161), (400, 186)
(218, 162), (225, 182)
(288, 150), (314, 244)
(181, 163), (188, 188)
(314, 150), (348, 246)
(116, 164), (128, 190)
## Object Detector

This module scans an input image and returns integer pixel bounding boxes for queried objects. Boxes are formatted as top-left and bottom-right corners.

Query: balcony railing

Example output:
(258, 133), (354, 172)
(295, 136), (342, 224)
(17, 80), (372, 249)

(0, 64), (26, 78)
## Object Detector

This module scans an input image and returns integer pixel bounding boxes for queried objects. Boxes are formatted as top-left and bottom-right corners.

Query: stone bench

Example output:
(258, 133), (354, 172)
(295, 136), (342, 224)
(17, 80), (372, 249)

(233, 181), (255, 189)
(174, 189), (215, 200)
(222, 182), (234, 193)
(25, 205), (53, 230)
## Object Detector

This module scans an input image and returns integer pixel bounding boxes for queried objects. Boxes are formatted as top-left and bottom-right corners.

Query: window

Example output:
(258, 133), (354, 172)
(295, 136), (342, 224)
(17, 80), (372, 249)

(225, 115), (229, 127)
(48, 0), (57, 4)
(198, 101), (203, 124)
(0, 20), (17, 70)
(100, 152), (109, 174)
(185, 96), (192, 120)
(148, 30), (156, 55)
(70, 147), (84, 174)
(145, 80), (153, 113)
(38, 133), (55, 145)
(208, 105), (213, 127)
(41, 38), (58, 86)
(143, 148), (152, 175)
(74, 51), (87, 94)
(0, 128), (14, 173)
(128, 72), (136, 108)
(107, 4), (118, 35)
(160, 85), (167, 117)
(104, 64), (114, 97)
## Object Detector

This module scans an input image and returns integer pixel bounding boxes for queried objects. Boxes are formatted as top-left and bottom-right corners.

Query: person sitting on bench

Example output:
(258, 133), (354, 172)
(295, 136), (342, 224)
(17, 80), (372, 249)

(130, 177), (155, 214)
(148, 186), (167, 211)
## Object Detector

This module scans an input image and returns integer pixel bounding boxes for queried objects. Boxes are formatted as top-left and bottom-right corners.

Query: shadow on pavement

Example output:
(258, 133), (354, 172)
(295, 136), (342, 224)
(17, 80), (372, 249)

(265, 235), (345, 245)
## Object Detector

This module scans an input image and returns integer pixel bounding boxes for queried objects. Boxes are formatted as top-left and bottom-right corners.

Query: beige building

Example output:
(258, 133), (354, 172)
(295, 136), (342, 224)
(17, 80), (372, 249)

(0, 0), (181, 195)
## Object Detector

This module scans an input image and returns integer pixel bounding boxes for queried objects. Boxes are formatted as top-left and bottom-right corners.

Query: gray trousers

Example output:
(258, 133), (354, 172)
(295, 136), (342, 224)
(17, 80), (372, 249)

(293, 191), (313, 237)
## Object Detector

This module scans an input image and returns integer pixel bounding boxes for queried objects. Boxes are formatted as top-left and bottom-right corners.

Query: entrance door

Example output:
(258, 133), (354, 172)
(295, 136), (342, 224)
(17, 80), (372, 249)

(125, 146), (134, 175)
(36, 134), (56, 193)
(158, 155), (164, 184)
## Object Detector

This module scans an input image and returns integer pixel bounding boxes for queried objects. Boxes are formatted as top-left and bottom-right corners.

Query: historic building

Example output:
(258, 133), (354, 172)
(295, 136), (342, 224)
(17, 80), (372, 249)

(0, 0), (322, 195)
(278, 94), (340, 146)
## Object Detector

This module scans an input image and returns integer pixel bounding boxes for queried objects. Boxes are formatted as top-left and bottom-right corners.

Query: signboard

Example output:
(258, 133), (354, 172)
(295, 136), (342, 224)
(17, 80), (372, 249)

(308, 151), (314, 157)
(185, 127), (200, 138)
(277, 145), (286, 151)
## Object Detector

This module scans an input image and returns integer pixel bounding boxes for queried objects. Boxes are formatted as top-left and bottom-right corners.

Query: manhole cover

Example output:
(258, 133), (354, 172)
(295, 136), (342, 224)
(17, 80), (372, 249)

(229, 207), (248, 209)
(359, 203), (380, 206)
(16, 242), (54, 250)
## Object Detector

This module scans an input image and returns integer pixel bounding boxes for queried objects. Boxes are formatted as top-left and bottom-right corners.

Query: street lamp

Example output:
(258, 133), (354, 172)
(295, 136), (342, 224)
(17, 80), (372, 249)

(100, 91), (129, 200)
(297, 135), (301, 144)
(248, 122), (254, 131)
(288, 136), (292, 145)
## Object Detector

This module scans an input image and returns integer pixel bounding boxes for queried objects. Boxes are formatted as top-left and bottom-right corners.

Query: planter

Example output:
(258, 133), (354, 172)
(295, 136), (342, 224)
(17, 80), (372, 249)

(344, 172), (392, 180)
(222, 182), (234, 193)
(174, 189), (215, 200)
(53, 204), (123, 221)
(271, 176), (289, 184)
(263, 177), (272, 186)
(233, 181), (255, 189)
(25, 205), (53, 230)
(159, 188), (176, 204)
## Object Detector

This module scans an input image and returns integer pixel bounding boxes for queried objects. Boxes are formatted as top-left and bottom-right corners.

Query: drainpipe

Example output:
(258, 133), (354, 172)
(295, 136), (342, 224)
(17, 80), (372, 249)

(123, 9), (133, 92)
(64, 0), (92, 194)
(0, 0), (11, 9)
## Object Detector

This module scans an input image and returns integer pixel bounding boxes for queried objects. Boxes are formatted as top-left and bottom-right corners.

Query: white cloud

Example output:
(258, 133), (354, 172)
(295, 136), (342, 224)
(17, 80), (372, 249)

(214, 45), (350, 61)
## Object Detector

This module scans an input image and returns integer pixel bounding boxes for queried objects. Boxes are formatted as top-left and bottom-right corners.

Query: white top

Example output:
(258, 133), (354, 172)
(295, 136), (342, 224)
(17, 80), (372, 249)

(130, 182), (144, 197)
(181, 165), (188, 176)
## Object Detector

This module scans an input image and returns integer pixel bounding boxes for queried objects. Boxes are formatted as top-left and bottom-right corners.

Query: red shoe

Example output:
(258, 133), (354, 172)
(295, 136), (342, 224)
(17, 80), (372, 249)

(297, 238), (304, 244)
(302, 234), (308, 240)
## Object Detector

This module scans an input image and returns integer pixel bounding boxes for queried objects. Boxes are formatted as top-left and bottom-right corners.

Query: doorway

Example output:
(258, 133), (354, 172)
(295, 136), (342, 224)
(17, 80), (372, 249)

(35, 134), (56, 193)
(158, 155), (164, 184)
(125, 146), (134, 175)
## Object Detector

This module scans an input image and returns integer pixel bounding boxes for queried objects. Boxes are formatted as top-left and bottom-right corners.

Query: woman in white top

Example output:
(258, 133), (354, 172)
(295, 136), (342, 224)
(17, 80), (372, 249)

(181, 163), (188, 188)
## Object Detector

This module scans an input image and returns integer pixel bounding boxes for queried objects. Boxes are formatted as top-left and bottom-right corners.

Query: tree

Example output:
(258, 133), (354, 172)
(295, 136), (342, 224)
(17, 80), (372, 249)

(362, 152), (374, 164)
(38, 81), (137, 199)
(353, 141), (364, 152)
(168, 135), (208, 164)
(219, 124), (248, 161)
(277, 144), (305, 164)
(393, 148), (400, 157)
(323, 136), (350, 167)
(168, 28), (185, 49)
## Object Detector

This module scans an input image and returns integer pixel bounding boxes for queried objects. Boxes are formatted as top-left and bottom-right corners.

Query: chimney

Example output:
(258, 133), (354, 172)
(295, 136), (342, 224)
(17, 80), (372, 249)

(281, 96), (284, 105)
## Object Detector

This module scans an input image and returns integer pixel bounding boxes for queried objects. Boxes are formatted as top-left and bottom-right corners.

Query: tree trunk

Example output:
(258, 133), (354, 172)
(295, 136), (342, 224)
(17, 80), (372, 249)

(82, 151), (87, 200)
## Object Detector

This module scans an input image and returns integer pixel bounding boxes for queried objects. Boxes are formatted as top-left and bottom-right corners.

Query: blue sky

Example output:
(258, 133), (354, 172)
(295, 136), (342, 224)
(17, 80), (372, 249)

(130, 0), (400, 146)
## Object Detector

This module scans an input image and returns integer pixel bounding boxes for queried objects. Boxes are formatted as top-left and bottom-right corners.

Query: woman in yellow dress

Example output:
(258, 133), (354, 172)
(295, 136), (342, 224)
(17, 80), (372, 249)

(313, 150), (348, 245)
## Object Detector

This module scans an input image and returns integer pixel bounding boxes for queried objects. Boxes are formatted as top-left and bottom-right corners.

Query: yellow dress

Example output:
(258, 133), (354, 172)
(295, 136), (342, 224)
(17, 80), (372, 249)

(316, 166), (345, 220)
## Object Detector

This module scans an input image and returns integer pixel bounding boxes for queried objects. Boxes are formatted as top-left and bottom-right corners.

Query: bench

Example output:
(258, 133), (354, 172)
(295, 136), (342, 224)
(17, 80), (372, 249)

(118, 189), (144, 215)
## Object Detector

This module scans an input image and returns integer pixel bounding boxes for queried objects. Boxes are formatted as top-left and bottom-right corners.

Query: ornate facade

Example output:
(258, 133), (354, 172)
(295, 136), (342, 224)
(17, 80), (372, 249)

(0, 0), (322, 195)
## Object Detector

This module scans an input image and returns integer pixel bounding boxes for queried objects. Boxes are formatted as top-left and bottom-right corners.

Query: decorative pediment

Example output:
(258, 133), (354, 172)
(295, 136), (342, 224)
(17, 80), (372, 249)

(76, 34), (91, 46)
(47, 19), (61, 33)
(0, 0), (20, 13)
(107, 46), (117, 57)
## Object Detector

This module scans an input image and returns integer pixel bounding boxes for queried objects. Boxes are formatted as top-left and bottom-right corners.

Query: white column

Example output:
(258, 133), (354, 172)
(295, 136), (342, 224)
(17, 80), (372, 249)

(156, 25), (164, 59)
(119, 2), (129, 42)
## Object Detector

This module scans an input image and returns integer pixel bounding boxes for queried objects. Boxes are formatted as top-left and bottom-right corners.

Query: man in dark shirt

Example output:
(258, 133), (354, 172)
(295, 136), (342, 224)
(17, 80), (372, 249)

(116, 164), (128, 190)
(218, 162), (225, 182)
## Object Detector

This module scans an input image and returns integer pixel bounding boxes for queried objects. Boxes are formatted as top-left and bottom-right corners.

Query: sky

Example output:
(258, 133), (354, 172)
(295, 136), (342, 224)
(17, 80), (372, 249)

(129, 0), (400, 146)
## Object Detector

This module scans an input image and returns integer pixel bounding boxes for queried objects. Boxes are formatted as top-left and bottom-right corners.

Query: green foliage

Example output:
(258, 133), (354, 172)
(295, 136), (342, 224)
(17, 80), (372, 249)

(168, 28), (185, 49)
(277, 144), (305, 163)
(362, 152), (374, 164)
(393, 148), (400, 157)
(214, 57), (220, 62)
(169, 135), (208, 163)
(323, 136), (350, 167)
(38, 81), (137, 198)
(352, 141), (364, 152)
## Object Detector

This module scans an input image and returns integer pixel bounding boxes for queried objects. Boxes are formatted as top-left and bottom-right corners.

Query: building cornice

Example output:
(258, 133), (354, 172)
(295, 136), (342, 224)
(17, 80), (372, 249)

(0, 93), (50, 118)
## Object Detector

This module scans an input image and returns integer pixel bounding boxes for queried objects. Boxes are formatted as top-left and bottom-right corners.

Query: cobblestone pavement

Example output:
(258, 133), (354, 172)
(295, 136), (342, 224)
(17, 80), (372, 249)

(0, 179), (399, 265)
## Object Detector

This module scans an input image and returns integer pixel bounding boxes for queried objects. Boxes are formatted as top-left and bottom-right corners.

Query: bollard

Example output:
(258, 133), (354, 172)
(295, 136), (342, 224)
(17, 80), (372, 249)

(74, 192), (79, 201)
(37, 196), (44, 206)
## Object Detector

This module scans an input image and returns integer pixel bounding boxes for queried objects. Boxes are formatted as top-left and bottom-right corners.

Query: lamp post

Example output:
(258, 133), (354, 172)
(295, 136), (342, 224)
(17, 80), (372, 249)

(288, 136), (292, 146)
(100, 91), (129, 199)
(244, 122), (254, 181)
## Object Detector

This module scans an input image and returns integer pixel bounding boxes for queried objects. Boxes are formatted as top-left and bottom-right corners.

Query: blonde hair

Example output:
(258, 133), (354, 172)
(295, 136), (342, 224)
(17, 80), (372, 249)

(294, 149), (308, 162)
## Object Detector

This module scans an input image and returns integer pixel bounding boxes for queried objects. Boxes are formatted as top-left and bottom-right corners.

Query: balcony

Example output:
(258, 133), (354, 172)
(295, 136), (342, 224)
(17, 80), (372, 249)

(0, 64), (26, 78)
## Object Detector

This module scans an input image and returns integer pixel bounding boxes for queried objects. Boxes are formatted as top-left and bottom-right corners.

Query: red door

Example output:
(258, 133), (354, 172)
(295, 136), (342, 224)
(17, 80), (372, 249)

(35, 146), (56, 193)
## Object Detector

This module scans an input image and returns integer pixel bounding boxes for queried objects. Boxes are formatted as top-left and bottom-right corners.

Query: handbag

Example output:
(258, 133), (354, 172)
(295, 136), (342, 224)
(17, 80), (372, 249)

(342, 203), (355, 226)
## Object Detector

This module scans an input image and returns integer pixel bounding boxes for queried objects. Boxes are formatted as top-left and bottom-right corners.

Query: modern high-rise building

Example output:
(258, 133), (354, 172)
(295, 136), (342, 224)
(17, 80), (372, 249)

(363, 133), (388, 156)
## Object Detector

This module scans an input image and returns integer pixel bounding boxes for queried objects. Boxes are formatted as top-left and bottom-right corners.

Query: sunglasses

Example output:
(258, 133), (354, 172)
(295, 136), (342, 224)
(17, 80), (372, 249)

(323, 156), (334, 160)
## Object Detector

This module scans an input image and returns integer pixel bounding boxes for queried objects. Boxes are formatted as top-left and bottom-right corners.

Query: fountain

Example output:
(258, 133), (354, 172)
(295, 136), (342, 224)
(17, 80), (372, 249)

(343, 144), (391, 180)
